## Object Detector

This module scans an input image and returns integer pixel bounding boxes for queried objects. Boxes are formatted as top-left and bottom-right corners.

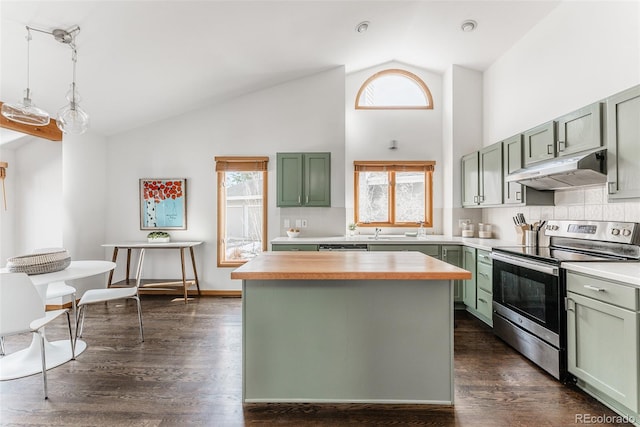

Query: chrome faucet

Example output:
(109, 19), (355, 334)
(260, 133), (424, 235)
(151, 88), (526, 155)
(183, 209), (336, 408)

(375, 227), (382, 239)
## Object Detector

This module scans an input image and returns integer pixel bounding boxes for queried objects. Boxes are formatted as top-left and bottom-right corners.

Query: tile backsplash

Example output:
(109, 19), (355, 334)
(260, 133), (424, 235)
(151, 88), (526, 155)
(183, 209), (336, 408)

(482, 184), (640, 242)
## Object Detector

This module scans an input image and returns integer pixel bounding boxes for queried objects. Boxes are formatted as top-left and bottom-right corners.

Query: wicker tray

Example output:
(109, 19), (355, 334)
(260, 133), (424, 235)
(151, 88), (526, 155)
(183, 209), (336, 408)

(6, 250), (71, 275)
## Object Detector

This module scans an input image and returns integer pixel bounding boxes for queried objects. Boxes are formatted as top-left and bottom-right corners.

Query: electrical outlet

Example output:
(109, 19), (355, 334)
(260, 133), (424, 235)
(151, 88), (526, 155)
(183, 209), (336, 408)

(295, 219), (302, 228)
(459, 219), (470, 228)
(284, 219), (290, 228)
(301, 219), (308, 228)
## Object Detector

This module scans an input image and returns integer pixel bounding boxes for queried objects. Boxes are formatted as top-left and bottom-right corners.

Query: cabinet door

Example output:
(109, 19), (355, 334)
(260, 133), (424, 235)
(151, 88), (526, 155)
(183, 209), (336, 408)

(462, 246), (476, 308)
(479, 142), (503, 206)
(503, 134), (524, 204)
(566, 291), (638, 411)
(524, 121), (556, 165)
(442, 245), (463, 303)
(277, 153), (303, 207)
(461, 152), (479, 207)
(557, 103), (603, 156)
(607, 85), (640, 200)
(304, 153), (331, 207)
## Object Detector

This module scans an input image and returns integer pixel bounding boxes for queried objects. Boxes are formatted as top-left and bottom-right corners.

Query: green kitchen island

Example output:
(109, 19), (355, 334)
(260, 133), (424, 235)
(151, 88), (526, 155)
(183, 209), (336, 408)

(231, 250), (471, 404)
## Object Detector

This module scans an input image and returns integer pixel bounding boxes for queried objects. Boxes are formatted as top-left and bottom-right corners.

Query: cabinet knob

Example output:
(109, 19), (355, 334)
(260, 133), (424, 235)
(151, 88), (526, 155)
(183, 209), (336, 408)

(547, 144), (554, 155)
(515, 191), (522, 201)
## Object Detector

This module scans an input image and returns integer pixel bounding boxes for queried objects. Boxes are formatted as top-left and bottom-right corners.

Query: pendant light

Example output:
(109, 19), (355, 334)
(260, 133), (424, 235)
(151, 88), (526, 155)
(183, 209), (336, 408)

(56, 28), (89, 135)
(0, 28), (50, 126)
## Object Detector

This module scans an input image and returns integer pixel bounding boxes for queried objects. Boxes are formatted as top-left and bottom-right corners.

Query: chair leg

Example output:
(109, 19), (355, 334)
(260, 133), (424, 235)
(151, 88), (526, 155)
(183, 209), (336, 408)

(37, 331), (48, 400)
(134, 296), (144, 342)
(71, 292), (77, 325)
(74, 306), (86, 351)
(66, 311), (75, 360)
(0, 336), (5, 356)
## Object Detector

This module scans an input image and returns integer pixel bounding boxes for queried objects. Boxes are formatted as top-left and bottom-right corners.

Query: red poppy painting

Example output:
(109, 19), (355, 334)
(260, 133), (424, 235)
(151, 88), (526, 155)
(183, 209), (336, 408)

(140, 178), (187, 230)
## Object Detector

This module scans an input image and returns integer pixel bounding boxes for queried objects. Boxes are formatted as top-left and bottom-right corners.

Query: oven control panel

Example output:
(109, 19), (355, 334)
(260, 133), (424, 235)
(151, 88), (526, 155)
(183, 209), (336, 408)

(545, 220), (639, 244)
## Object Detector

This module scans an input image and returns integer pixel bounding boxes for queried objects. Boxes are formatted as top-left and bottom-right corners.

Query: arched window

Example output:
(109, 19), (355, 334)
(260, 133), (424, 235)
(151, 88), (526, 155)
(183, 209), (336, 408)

(355, 69), (433, 110)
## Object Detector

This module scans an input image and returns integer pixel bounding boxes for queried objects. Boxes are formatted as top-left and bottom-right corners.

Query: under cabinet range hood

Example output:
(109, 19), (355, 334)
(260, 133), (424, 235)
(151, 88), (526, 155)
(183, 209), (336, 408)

(505, 148), (607, 191)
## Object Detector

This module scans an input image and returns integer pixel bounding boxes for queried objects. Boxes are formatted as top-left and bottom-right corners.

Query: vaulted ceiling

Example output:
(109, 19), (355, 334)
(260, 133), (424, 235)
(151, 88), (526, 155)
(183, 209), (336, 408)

(1, 1), (560, 141)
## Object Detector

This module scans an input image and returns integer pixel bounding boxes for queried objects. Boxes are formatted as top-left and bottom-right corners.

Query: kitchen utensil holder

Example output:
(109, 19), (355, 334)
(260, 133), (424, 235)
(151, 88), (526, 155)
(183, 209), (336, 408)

(524, 230), (538, 247)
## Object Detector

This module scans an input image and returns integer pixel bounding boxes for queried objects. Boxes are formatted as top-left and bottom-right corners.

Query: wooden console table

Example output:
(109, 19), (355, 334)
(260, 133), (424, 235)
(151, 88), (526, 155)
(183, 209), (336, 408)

(102, 241), (202, 304)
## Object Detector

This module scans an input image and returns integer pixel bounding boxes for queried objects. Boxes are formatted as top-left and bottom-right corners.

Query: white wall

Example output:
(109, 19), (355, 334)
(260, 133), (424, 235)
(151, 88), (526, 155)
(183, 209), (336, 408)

(484, 0), (640, 145)
(443, 65), (483, 236)
(60, 132), (109, 295)
(345, 61), (444, 234)
(0, 137), (63, 258)
(105, 67), (346, 291)
(482, 0), (640, 241)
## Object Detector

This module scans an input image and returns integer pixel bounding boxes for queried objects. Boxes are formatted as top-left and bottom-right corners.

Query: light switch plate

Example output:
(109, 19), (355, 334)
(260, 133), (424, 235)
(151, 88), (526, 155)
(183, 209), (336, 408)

(295, 219), (302, 228)
(284, 219), (290, 228)
(301, 219), (308, 228)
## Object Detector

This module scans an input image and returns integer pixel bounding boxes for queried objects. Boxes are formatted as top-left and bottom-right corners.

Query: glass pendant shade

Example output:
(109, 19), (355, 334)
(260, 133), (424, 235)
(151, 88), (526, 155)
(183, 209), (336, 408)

(1, 89), (50, 126)
(56, 84), (89, 135)
(56, 103), (89, 134)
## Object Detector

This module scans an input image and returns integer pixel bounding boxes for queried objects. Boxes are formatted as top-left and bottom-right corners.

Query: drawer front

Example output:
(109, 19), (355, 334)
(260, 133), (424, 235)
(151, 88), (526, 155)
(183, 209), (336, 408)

(476, 262), (493, 293)
(477, 250), (493, 266)
(477, 288), (493, 320)
(271, 244), (318, 252)
(567, 272), (638, 310)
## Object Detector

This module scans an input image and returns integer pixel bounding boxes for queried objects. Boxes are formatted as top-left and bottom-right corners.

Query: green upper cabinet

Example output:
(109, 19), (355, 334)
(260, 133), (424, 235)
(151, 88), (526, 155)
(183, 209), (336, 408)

(462, 142), (502, 207)
(524, 121), (556, 166)
(503, 134), (524, 204)
(556, 102), (603, 157)
(479, 142), (503, 206)
(503, 134), (554, 206)
(277, 152), (331, 207)
(461, 152), (479, 207)
(606, 85), (640, 201)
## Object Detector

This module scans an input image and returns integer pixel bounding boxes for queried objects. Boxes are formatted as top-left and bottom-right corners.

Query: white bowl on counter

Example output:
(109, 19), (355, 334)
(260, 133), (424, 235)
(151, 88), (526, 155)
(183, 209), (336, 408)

(286, 230), (300, 238)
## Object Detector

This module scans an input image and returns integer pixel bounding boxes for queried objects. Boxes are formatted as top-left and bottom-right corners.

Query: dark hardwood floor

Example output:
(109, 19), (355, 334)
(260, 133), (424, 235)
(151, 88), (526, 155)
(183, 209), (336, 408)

(0, 296), (626, 426)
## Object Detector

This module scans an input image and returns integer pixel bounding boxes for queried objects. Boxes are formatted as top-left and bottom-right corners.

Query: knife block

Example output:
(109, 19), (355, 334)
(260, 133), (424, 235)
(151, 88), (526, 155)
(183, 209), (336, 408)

(515, 225), (529, 245)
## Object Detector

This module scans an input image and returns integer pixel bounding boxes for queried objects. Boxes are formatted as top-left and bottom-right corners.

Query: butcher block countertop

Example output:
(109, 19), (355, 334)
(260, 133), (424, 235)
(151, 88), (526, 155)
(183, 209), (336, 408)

(231, 251), (472, 281)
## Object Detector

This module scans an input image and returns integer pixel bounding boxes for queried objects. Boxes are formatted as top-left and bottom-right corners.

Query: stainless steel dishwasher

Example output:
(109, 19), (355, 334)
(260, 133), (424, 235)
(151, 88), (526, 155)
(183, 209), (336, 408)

(318, 243), (368, 251)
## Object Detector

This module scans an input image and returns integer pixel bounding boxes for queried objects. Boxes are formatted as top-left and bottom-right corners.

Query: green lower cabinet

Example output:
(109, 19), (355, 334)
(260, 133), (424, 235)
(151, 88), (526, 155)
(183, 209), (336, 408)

(566, 271), (639, 419)
(271, 244), (319, 251)
(462, 247), (477, 308)
(462, 247), (493, 327)
(476, 288), (493, 322)
(442, 245), (463, 304)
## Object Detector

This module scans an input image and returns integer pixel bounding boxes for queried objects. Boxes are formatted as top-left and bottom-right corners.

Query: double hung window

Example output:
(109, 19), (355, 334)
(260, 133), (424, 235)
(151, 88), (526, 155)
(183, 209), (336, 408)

(215, 156), (268, 267)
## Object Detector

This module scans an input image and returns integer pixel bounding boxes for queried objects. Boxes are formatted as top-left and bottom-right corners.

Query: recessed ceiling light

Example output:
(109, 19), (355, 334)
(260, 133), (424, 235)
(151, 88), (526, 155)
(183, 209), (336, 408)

(355, 21), (369, 34)
(461, 20), (477, 32)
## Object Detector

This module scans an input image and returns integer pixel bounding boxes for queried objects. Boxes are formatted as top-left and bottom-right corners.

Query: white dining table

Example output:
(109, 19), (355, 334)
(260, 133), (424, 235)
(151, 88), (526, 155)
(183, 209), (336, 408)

(0, 260), (116, 380)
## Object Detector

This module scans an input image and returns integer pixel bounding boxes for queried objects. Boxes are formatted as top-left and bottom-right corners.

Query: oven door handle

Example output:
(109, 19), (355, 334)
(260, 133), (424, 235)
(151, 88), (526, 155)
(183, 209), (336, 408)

(490, 252), (559, 276)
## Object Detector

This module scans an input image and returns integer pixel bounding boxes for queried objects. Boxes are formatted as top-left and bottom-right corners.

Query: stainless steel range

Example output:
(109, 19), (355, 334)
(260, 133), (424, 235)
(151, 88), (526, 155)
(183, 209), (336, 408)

(491, 220), (640, 380)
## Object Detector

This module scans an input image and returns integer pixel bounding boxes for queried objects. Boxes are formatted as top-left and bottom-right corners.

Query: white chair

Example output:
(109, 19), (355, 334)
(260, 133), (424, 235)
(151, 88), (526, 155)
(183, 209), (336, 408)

(46, 281), (77, 323)
(75, 253), (144, 344)
(0, 273), (74, 399)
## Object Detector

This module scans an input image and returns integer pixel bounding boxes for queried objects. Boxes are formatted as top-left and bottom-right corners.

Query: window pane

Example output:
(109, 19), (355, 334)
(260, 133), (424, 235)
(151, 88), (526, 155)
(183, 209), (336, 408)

(395, 172), (425, 223)
(359, 74), (428, 107)
(223, 171), (264, 263)
(358, 172), (389, 222)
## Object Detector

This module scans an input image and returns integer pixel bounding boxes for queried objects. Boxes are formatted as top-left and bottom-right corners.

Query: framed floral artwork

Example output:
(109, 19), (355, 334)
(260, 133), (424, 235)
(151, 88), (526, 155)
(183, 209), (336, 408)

(140, 178), (187, 230)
